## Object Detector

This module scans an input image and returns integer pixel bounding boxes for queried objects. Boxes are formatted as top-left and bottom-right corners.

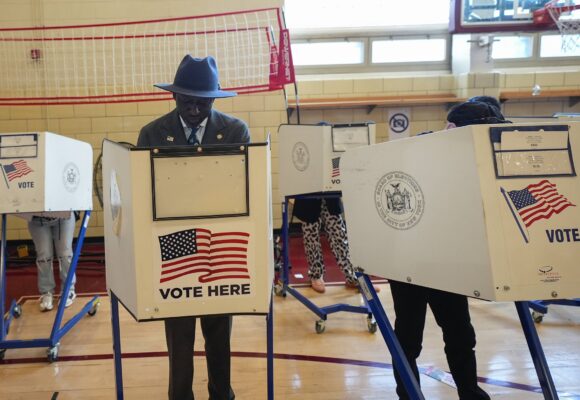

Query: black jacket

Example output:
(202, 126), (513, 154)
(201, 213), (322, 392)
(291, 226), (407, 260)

(293, 197), (343, 224)
(137, 108), (249, 147)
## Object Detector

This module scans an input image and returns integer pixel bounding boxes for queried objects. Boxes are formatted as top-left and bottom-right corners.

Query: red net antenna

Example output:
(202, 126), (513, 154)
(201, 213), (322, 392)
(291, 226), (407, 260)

(0, 8), (295, 106)
(534, 0), (580, 52)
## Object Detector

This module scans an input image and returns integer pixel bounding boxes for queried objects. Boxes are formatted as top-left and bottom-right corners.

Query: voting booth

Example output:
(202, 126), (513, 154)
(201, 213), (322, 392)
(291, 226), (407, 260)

(0, 132), (93, 214)
(278, 123), (376, 197)
(103, 140), (273, 321)
(341, 122), (580, 302)
(0, 131), (95, 362)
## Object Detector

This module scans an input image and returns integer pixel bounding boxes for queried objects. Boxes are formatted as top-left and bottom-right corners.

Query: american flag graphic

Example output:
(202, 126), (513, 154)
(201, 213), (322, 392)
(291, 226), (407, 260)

(158, 228), (250, 284)
(507, 180), (575, 228)
(2, 160), (33, 181)
(331, 157), (340, 178)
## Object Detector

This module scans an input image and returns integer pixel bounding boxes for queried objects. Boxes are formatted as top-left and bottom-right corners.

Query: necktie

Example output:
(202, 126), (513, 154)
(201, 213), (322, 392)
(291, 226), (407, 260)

(187, 127), (199, 145)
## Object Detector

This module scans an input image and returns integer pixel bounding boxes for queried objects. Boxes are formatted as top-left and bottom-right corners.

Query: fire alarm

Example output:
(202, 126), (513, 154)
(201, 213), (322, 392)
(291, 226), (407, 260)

(30, 49), (41, 60)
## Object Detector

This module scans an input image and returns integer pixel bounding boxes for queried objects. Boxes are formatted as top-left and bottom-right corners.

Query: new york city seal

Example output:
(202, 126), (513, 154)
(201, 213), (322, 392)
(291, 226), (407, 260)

(375, 171), (424, 230)
(292, 141), (310, 172)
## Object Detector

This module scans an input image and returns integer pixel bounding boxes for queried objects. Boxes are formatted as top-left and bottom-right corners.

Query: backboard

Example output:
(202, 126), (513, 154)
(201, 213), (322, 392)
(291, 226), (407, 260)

(449, 0), (576, 32)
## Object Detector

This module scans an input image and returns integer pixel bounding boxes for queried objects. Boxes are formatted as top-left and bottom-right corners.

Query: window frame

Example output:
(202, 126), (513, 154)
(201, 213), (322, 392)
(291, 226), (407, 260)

(370, 36), (449, 65)
(490, 33), (536, 60)
(290, 29), (451, 75)
(490, 32), (580, 68)
(291, 38), (368, 68)
(538, 32), (580, 59)
(284, 3), (580, 75)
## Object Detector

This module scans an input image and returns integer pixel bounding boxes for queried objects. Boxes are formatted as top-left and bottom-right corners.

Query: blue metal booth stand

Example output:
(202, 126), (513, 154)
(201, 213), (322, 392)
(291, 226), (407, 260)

(275, 192), (377, 334)
(359, 269), (564, 400)
(0, 211), (100, 362)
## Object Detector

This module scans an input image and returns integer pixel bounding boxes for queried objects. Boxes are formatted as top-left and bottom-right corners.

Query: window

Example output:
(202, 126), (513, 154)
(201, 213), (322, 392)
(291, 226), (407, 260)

(492, 35), (534, 59)
(284, 0), (580, 73)
(285, 0), (450, 31)
(291, 41), (365, 66)
(372, 38), (447, 63)
(540, 34), (580, 57)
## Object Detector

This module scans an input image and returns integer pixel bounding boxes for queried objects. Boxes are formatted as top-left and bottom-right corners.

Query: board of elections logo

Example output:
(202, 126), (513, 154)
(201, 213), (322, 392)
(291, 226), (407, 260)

(62, 163), (80, 192)
(375, 171), (424, 230)
(292, 141), (310, 171)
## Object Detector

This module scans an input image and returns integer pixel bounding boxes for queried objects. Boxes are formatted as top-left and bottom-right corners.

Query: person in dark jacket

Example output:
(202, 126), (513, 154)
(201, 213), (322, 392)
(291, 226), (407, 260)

(390, 101), (506, 400)
(138, 55), (249, 400)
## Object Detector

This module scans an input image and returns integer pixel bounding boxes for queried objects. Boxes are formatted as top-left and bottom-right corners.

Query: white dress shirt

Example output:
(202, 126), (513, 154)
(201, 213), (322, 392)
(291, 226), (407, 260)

(180, 115), (208, 144)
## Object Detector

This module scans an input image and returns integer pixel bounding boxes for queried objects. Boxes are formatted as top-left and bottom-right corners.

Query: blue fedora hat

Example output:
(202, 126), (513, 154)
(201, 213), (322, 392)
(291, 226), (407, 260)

(155, 55), (237, 98)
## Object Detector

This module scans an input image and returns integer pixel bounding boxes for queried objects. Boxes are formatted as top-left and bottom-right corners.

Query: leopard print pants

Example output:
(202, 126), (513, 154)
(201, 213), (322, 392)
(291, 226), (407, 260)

(300, 200), (357, 284)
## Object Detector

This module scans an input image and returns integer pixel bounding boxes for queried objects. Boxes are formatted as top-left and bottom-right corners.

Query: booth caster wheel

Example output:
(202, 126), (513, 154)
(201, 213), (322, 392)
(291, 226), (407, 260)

(367, 317), (377, 334)
(315, 320), (326, 334)
(12, 304), (22, 318)
(47, 344), (59, 363)
(0, 349), (6, 360)
(532, 311), (544, 323)
(88, 300), (100, 316)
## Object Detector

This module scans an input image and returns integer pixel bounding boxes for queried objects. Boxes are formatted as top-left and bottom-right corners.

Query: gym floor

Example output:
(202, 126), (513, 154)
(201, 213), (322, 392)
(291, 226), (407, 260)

(1, 236), (579, 399)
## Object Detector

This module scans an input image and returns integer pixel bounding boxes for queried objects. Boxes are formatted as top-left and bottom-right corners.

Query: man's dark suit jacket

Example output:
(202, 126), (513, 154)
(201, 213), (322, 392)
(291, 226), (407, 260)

(137, 108), (249, 147)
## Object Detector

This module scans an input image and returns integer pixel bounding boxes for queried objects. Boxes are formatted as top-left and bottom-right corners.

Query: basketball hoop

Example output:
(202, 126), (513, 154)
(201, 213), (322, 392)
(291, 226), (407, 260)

(534, 0), (580, 52)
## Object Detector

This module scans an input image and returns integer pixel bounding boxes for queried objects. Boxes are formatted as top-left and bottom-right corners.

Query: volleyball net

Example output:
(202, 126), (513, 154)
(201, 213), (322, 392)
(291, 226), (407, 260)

(0, 7), (295, 105)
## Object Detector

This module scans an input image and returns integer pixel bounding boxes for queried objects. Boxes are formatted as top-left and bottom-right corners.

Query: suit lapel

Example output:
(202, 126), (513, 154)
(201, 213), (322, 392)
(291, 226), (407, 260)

(162, 109), (187, 146)
(202, 110), (226, 145)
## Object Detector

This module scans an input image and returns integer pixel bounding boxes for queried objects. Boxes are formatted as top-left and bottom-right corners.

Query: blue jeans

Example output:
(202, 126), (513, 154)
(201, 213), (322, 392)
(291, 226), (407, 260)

(28, 213), (76, 295)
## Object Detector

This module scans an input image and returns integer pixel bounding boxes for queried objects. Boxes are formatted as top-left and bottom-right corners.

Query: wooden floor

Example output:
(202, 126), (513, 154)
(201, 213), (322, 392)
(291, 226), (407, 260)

(1, 284), (579, 399)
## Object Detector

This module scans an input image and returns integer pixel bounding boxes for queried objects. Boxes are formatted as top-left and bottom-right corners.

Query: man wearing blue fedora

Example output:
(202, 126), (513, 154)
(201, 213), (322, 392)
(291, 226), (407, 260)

(138, 55), (249, 400)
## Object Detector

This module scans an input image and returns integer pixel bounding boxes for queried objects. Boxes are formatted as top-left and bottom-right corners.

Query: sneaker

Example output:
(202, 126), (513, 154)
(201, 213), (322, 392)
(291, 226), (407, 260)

(310, 278), (326, 293)
(65, 290), (77, 308)
(39, 293), (54, 312)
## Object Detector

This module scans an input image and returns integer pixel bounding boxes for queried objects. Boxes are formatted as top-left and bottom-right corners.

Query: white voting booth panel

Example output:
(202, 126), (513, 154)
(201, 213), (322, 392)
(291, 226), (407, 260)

(0, 132), (93, 214)
(508, 115), (580, 124)
(103, 140), (274, 321)
(278, 123), (376, 197)
(341, 122), (580, 302)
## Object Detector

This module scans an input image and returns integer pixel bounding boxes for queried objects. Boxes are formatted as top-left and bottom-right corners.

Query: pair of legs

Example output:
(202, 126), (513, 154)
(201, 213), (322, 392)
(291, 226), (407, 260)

(390, 281), (490, 400)
(300, 199), (358, 287)
(165, 315), (234, 400)
(28, 214), (76, 299)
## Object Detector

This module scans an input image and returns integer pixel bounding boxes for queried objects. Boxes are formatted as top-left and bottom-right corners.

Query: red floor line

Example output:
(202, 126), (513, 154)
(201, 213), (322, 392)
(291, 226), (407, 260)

(0, 349), (569, 396)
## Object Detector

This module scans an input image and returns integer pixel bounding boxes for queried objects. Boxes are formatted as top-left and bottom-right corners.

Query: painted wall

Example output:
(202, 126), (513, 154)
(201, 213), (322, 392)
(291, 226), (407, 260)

(0, 0), (284, 27)
(1, 0), (579, 239)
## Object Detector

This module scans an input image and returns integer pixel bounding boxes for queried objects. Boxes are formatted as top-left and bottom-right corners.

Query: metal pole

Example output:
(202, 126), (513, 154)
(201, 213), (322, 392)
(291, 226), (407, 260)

(358, 273), (425, 400)
(111, 291), (124, 400)
(515, 301), (559, 400)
